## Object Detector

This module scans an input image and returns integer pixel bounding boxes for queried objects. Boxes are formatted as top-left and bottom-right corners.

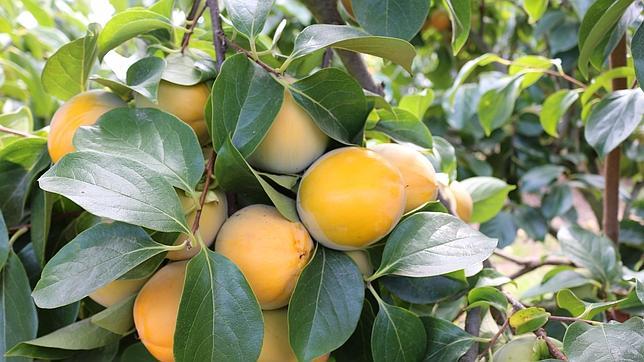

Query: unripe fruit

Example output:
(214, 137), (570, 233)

(448, 181), (473, 222)
(47, 90), (126, 162)
(215, 205), (314, 310)
(259, 309), (329, 362)
(88, 278), (147, 307)
(345, 250), (373, 278)
(493, 335), (562, 361)
(248, 90), (328, 174)
(369, 143), (438, 212)
(427, 9), (451, 32)
(167, 190), (227, 260)
(133, 261), (187, 362)
(297, 147), (406, 250)
(135, 81), (210, 143)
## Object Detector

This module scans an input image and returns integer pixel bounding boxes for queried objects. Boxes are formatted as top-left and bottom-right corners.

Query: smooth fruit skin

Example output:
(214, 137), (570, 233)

(345, 250), (373, 278)
(215, 205), (314, 310)
(449, 181), (473, 222)
(248, 90), (328, 174)
(88, 278), (147, 307)
(297, 147), (406, 250)
(370, 143), (438, 212)
(47, 90), (126, 162)
(167, 190), (227, 260)
(133, 261), (187, 362)
(135, 81), (210, 143)
(259, 309), (329, 362)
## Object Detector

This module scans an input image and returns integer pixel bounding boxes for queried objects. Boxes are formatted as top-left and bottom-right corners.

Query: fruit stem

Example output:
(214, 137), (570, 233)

(165, 239), (190, 251)
(8, 226), (29, 247)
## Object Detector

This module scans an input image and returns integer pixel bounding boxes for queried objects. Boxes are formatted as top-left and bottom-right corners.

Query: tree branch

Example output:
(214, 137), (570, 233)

(0, 125), (33, 138)
(493, 250), (572, 278)
(462, 308), (482, 362)
(301, 0), (384, 95)
(181, 0), (207, 53)
(206, 0), (226, 71)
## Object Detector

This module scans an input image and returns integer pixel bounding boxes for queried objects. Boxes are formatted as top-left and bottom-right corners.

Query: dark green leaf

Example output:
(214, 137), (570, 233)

(174, 249), (263, 362)
(289, 68), (369, 145)
(557, 225), (621, 284)
(514, 206), (548, 241)
(584, 89), (644, 157)
(90, 295), (135, 335)
(460, 177), (515, 223)
(223, 0), (275, 40)
(522, 270), (592, 299)
(422, 316), (476, 362)
(29, 187), (54, 267)
(373, 108), (432, 148)
(288, 25), (415, 73)
(509, 307), (550, 334)
(480, 212), (517, 248)
(1, 253), (38, 362)
(333, 300), (375, 362)
(563, 318), (644, 361)
(442, 0), (471, 54)
(74, 107), (204, 192)
(540, 89), (580, 137)
(38, 152), (189, 233)
(126, 56), (165, 102)
(371, 299), (426, 362)
(32, 222), (172, 309)
(520, 165), (565, 193)
(382, 274), (468, 304)
(467, 286), (508, 312)
(42, 24), (99, 100)
(120, 343), (156, 362)
(542, 184), (574, 219)
(210, 54), (284, 157)
(0, 210), (7, 269)
(634, 23), (644, 92)
(352, 0), (430, 40)
(372, 212), (497, 279)
(477, 74), (524, 135)
(37, 302), (80, 336)
(288, 247), (364, 361)
(556, 289), (622, 319)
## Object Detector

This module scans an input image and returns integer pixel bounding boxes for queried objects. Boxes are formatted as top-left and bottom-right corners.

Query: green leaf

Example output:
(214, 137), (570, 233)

(580, 67), (635, 106)
(223, 0), (275, 40)
(0, 107), (33, 149)
(523, 0), (548, 23)
(42, 23), (99, 100)
(162, 53), (217, 86)
(473, 268), (512, 288)
(126, 56), (165, 102)
(1, 253), (38, 362)
(210, 54), (284, 157)
(352, 0), (430, 40)
(90, 295), (136, 335)
(288, 25), (416, 73)
(636, 279), (644, 304)
(398, 90), (434, 120)
(6, 319), (121, 359)
(288, 68), (369, 145)
(174, 249), (263, 362)
(97, 9), (173, 60)
(540, 89), (580, 137)
(477, 74), (524, 135)
(120, 343), (156, 362)
(288, 247), (364, 361)
(214, 137), (298, 221)
(442, 0), (471, 54)
(584, 89), (644, 157)
(429, 136), (456, 179)
(556, 289), (622, 319)
(557, 225), (621, 284)
(479, 212), (517, 248)
(371, 299), (426, 362)
(520, 165), (565, 193)
(38, 152), (189, 233)
(577, 0), (635, 78)
(460, 177), (515, 224)
(37, 302), (80, 336)
(32, 222), (172, 309)
(522, 270), (592, 298)
(509, 307), (550, 334)
(542, 184), (574, 219)
(372, 212), (497, 279)
(0, 211), (7, 270)
(29, 188), (54, 267)
(421, 316), (476, 361)
(467, 286), (508, 312)
(509, 55), (553, 88)
(334, 300), (376, 362)
(74, 107), (204, 192)
(0, 137), (49, 227)
(373, 108), (433, 148)
(446, 53), (503, 104)
(634, 23), (644, 92)
(514, 206), (548, 241)
(563, 318), (644, 361)
(382, 274), (468, 304)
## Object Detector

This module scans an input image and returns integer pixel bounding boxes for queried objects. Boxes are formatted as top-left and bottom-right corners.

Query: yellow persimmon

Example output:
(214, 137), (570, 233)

(259, 309), (329, 362)
(345, 250), (373, 278)
(215, 205), (314, 310)
(297, 147), (406, 250)
(47, 90), (126, 162)
(448, 180), (473, 222)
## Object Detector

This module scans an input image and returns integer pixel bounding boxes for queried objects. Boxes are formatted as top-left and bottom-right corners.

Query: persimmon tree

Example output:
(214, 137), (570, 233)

(0, 0), (642, 361)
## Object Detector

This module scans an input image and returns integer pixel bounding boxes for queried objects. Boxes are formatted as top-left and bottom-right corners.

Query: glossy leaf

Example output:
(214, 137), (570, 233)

(90, 295), (135, 335)
(120, 343), (156, 361)
(174, 249), (263, 362)
(422, 316), (476, 361)
(580, 67), (635, 106)
(352, 0), (430, 40)
(373, 108), (433, 148)
(540, 89), (579, 137)
(523, 0), (548, 23)
(288, 247), (365, 361)
(556, 289), (622, 319)
(479, 212), (517, 248)
(289, 68), (369, 145)
(382, 274), (468, 304)
(162, 53), (217, 86)
(223, 0), (275, 40)
(520, 165), (565, 193)
(0, 211), (7, 270)
(210, 54), (284, 157)
(289, 25), (416, 73)
(509, 307), (550, 334)
(442, 0), (471, 54)
(1, 253), (38, 362)
(508, 55), (553, 88)
(398, 90), (434, 120)
(42, 23), (99, 100)
(563, 318), (644, 361)
(126, 56), (165, 102)
(74, 107), (204, 192)
(522, 270), (592, 298)
(584, 89), (644, 157)
(557, 225), (621, 284)
(0, 107), (33, 149)
(371, 299), (426, 362)
(38, 152), (189, 233)
(32, 222), (173, 309)
(372, 212), (497, 279)
(634, 23), (644, 92)
(467, 286), (508, 312)
(542, 184), (574, 219)
(478, 74), (524, 135)
(29, 187), (54, 267)
(460, 177), (515, 223)
(333, 301), (376, 362)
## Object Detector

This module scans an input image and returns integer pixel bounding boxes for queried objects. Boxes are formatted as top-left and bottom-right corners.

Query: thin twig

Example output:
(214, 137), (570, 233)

(493, 250), (572, 278)
(0, 125), (33, 138)
(542, 70), (587, 89)
(549, 315), (601, 325)
(181, 0), (207, 53)
(206, 0), (226, 71)
(190, 151), (216, 242)
(478, 318), (509, 360)
(8, 226), (29, 246)
(223, 38), (280, 75)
